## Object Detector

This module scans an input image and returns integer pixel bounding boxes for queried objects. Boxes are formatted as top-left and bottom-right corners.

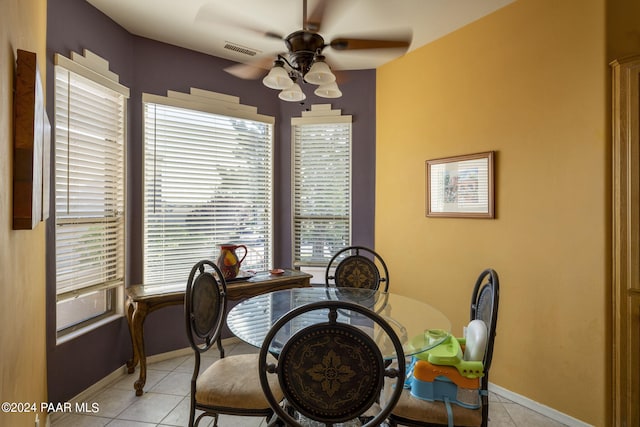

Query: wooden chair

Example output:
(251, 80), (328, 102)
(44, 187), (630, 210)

(325, 246), (390, 291)
(184, 260), (282, 427)
(258, 300), (406, 427)
(387, 268), (500, 427)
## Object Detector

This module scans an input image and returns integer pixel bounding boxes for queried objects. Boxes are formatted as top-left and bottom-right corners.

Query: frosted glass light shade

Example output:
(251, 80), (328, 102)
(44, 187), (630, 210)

(278, 83), (306, 102)
(314, 82), (342, 98)
(304, 60), (336, 85)
(263, 65), (294, 90)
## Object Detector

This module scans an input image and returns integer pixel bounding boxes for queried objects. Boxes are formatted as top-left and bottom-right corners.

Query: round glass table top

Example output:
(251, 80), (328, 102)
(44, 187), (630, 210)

(227, 287), (452, 359)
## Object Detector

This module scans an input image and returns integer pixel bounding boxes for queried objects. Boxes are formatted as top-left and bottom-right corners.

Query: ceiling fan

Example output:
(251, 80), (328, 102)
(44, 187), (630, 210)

(203, 0), (412, 101)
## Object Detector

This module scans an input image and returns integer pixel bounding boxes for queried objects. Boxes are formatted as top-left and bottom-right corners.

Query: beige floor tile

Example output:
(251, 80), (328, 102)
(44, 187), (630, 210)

(116, 392), (183, 424)
(216, 413), (268, 426)
(108, 368), (169, 394)
(489, 391), (503, 402)
(494, 393), (516, 404)
(85, 386), (138, 419)
(173, 355), (196, 373)
(104, 420), (156, 426)
(148, 370), (192, 396)
(503, 402), (568, 426)
(488, 401), (517, 426)
(50, 413), (110, 426)
(157, 396), (192, 426)
(148, 355), (191, 372)
(156, 398), (219, 426)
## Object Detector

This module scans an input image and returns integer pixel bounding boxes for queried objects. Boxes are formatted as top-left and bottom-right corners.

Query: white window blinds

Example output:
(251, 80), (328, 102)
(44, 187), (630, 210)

(54, 50), (129, 333)
(292, 105), (352, 267)
(143, 90), (274, 286)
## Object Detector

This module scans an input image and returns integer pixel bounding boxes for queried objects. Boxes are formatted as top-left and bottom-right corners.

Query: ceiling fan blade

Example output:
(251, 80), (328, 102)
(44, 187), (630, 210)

(195, 3), (284, 41)
(329, 37), (411, 51)
(304, 0), (329, 33)
(224, 56), (275, 80)
(224, 63), (265, 80)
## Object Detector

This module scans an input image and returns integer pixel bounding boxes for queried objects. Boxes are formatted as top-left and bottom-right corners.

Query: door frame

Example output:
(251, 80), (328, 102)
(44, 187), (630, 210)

(611, 54), (640, 427)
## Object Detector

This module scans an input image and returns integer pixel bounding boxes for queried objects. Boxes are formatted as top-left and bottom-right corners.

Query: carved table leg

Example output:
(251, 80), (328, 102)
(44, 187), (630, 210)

(130, 302), (149, 396)
(125, 298), (138, 374)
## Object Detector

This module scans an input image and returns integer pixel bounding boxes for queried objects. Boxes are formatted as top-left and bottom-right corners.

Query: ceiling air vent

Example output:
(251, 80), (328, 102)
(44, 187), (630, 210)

(224, 42), (259, 57)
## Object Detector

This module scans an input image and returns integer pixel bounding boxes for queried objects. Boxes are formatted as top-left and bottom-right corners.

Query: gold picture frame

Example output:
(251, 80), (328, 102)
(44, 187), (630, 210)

(426, 151), (495, 218)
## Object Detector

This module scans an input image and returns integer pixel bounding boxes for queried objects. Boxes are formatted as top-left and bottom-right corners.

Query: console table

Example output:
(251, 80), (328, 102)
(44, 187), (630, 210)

(125, 269), (312, 396)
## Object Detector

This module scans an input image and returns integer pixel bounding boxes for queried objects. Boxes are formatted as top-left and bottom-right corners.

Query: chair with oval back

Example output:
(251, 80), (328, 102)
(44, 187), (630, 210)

(387, 268), (500, 427)
(184, 260), (282, 427)
(325, 246), (390, 292)
(258, 300), (406, 427)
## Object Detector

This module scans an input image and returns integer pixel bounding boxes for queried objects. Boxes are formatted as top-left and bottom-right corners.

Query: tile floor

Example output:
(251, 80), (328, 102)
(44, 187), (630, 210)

(52, 340), (568, 427)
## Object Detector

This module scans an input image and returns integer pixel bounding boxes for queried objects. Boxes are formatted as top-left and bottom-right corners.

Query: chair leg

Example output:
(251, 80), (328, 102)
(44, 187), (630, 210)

(193, 412), (216, 427)
(266, 412), (284, 427)
(188, 404), (195, 427)
(216, 335), (225, 358)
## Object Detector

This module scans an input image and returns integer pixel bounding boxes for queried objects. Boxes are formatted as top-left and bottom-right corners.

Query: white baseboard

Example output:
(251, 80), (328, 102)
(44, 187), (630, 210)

(489, 383), (593, 427)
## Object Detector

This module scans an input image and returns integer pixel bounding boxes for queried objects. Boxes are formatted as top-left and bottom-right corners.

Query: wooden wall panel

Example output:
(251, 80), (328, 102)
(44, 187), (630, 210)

(13, 49), (46, 230)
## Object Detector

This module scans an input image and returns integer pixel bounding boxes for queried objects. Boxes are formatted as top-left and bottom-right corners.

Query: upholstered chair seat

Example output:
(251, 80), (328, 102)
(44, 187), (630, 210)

(385, 387), (483, 426)
(195, 353), (282, 410)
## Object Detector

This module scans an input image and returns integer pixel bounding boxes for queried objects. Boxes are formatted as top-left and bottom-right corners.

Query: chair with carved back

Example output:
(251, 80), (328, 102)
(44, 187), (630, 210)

(325, 246), (390, 292)
(258, 300), (406, 426)
(387, 268), (500, 427)
(184, 260), (282, 427)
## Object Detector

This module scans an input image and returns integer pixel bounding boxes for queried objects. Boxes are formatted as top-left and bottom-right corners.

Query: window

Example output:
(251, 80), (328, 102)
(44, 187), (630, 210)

(143, 89), (274, 285)
(292, 104), (352, 272)
(54, 50), (129, 336)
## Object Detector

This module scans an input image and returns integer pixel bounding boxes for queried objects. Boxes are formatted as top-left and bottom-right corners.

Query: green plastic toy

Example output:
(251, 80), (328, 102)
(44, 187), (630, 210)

(415, 330), (484, 379)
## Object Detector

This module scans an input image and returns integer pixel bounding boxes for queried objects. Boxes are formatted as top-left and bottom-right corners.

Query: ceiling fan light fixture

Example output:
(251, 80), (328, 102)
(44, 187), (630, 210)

(314, 81), (342, 99)
(263, 61), (294, 90)
(279, 82), (306, 102)
(304, 57), (335, 85)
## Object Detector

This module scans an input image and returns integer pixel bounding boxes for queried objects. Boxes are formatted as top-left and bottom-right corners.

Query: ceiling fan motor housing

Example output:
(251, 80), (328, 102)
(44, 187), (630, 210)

(284, 30), (325, 75)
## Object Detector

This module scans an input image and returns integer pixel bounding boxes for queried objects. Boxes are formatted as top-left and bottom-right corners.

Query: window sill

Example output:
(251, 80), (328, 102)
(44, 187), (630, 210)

(56, 313), (124, 345)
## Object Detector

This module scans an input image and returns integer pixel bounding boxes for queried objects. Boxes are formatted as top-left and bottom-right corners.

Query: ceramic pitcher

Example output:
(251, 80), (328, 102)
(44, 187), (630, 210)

(216, 244), (247, 280)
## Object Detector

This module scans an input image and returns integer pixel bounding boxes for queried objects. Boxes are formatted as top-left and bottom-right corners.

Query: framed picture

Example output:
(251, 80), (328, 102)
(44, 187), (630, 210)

(426, 151), (495, 218)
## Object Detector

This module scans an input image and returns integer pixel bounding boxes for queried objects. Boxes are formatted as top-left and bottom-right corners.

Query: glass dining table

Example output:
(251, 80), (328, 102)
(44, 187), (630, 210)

(227, 286), (452, 360)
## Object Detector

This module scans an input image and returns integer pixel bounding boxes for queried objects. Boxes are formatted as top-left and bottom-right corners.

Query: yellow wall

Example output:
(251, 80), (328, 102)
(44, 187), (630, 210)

(0, 0), (48, 426)
(376, 0), (606, 425)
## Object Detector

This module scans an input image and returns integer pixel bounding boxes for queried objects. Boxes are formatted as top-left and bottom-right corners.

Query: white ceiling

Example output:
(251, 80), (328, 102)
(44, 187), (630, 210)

(86, 0), (515, 73)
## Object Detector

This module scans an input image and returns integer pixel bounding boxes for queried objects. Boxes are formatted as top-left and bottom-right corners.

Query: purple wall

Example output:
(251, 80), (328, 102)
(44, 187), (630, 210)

(46, 0), (376, 402)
